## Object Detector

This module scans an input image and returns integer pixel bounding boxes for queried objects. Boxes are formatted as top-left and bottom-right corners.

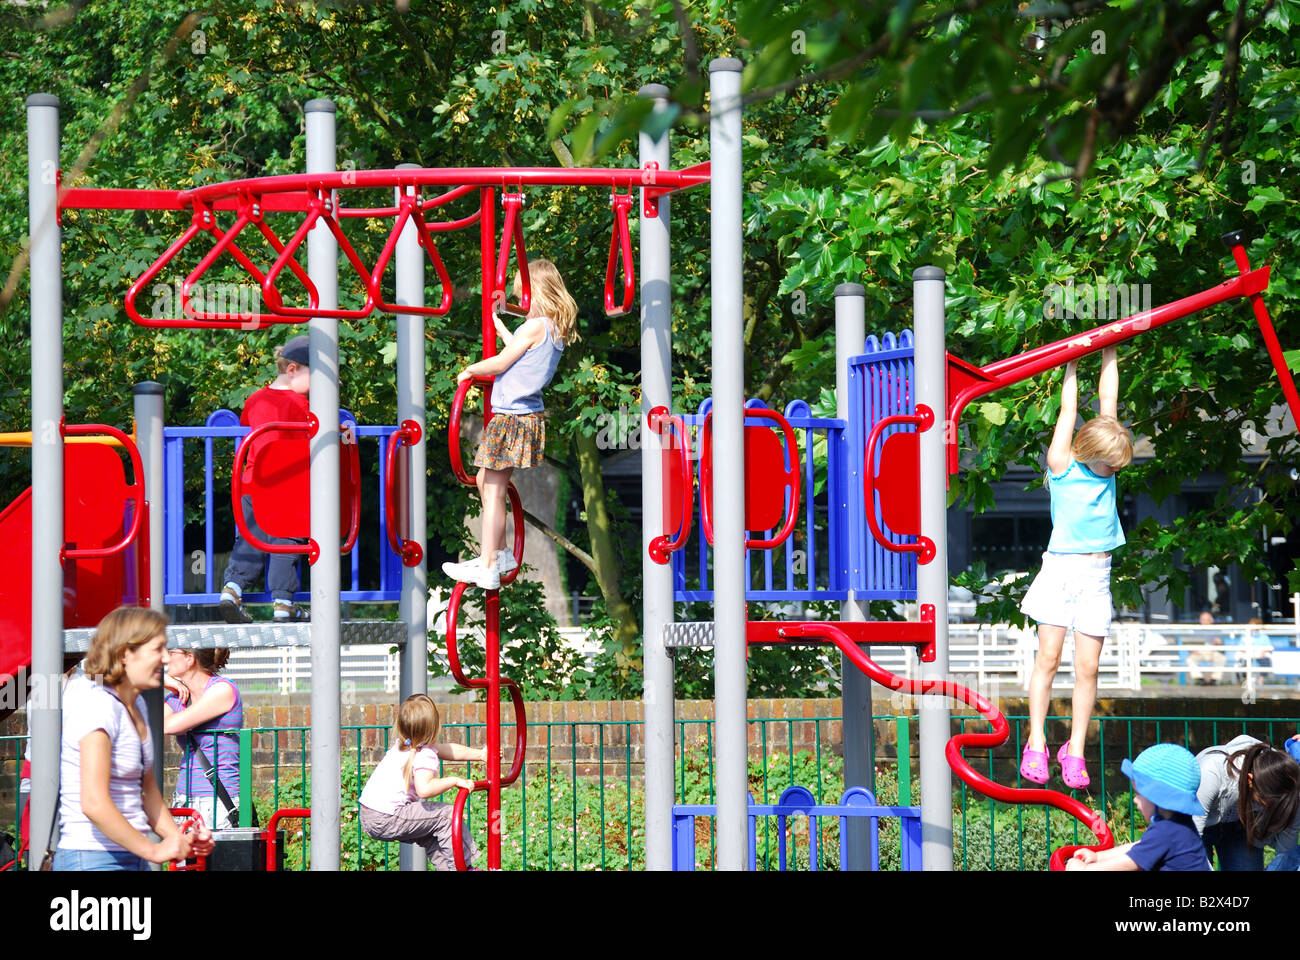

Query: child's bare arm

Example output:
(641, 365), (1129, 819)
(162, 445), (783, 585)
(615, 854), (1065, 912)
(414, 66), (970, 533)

(412, 769), (476, 799)
(493, 312), (515, 346)
(1066, 851), (1140, 871)
(434, 742), (488, 763)
(1098, 346), (1119, 419)
(1046, 360), (1078, 475)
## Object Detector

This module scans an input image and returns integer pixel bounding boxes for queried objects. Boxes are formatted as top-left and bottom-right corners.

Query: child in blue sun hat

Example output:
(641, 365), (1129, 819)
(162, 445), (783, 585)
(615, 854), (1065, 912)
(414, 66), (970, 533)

(1066, 743), (1212, 871)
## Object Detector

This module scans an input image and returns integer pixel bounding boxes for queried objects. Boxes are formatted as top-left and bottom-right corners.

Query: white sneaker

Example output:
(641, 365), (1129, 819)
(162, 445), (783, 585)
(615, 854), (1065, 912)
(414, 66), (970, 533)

(442, 559), (500, 590)
(497, 550), (519, 575)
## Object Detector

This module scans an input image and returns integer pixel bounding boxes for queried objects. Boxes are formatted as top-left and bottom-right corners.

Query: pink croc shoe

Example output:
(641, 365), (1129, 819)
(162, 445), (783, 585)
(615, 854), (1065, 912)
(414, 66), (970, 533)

(1020, 743), (1050, 784)
(1057, 742), (1090, 789)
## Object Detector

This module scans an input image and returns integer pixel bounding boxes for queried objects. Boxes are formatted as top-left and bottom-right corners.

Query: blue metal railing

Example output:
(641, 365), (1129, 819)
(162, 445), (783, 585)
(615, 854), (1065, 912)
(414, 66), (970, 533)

(670, 397), (847, 603)
(162, 408), (403, 605)
(848, 330), (918, 600)
(672, 785), (922, 871)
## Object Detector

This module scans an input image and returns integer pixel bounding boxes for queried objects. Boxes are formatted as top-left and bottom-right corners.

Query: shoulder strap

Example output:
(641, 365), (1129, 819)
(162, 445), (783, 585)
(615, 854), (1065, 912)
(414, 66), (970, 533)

(183, 731), (257, 827)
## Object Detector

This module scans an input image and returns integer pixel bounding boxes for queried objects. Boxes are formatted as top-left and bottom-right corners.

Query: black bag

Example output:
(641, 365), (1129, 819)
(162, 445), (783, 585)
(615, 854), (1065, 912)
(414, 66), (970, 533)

(183, 732), (258, 828)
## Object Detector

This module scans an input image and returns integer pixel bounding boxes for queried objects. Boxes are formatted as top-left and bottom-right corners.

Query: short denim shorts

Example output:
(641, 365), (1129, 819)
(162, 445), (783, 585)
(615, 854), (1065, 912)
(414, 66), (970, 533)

(52, 847), (149, 871)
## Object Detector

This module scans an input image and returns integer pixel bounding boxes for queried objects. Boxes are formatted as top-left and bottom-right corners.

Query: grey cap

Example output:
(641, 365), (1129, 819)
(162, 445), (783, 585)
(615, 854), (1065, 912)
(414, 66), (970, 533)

(709, 57), (743, 73)
(280, 334), (310, 366)
(132, 381), (165, 396)
(834, 283), (866, 297)
(639, 83), (670, 98)
(26, 93), (60, 107)
(913, 266), (946, 280)
(304, 99), (336, 114)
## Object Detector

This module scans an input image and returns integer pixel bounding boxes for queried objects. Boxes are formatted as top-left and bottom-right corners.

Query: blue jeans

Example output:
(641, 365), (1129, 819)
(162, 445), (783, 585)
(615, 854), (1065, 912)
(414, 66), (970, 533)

(1267, 845), (1300, 871)
(52, 848), (149, 871)
(1202, 822), (1264, 871)
(222, 494), (302, 601)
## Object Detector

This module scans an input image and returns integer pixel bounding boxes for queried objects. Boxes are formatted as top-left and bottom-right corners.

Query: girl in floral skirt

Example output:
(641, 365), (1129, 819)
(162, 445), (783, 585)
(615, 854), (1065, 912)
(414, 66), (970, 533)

(443, 259), (580, 590)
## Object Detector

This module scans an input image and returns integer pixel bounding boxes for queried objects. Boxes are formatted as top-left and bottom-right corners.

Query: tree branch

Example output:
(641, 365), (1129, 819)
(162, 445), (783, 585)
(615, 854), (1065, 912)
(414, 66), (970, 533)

(521, 507), (594, 573)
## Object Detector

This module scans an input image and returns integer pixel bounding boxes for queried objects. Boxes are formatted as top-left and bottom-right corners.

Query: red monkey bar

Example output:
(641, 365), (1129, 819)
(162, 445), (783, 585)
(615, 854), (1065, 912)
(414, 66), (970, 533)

(646, 406), (694, 564)
(384, 419), (424, 567)
(944, 230), (1299, 474)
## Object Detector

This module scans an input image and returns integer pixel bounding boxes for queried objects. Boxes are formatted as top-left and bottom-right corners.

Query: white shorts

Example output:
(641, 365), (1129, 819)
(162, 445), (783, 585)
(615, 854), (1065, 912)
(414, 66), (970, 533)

(1019, 550), (1113, 639)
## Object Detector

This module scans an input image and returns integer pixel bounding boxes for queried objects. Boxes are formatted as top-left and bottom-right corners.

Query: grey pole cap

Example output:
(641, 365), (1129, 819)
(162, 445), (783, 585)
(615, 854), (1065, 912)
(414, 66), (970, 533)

(133, 381), (165, 396)
(304, 99), (336, 113)
(395, 162), (421, 170)
(913, 266), (946, 280)
(709, 57), (744, 73)
(639, 83), (670, 98)
(26, 93), (60, 107)
(834, 283), (866, 297)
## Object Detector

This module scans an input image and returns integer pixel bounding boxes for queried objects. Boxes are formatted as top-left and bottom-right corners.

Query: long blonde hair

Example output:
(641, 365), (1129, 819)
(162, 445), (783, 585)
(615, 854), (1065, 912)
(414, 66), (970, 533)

(513, 258), (580, 346)
(84, 606), (169, 687)
(394, 694), (441, 791)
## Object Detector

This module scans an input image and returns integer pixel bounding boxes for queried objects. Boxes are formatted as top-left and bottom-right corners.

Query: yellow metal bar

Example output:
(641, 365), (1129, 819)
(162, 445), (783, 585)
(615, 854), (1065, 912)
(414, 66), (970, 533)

(0, 427), (136, 449)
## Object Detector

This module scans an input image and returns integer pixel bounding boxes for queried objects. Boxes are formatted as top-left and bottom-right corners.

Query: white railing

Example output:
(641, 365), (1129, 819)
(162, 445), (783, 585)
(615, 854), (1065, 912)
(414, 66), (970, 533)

(222, 622), (1300, 698)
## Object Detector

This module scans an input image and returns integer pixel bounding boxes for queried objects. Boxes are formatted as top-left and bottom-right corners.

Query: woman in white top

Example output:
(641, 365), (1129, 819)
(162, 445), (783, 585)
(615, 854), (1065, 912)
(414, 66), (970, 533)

(53, 607), (213, 871)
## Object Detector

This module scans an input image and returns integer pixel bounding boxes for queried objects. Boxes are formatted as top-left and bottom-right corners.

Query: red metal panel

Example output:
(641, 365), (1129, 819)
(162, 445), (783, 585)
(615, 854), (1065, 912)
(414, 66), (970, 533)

(700, 406), (801, 551)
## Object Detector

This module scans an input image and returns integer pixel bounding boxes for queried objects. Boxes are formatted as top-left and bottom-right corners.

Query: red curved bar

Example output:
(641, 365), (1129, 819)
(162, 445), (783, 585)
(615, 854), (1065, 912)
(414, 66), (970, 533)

(494, 191), (530, 316)
(371, 195), (454, 316)
(700, 406), (801, 551)
(777, 619), (1113, 870)
(258, 188), (380, 319)
(444, 580), (530, 870)
(863, 404), (937, 564)
(164, 808), (207, 872)
(264, 807), (311, 871)
(646, 406), (693, 564)
(448, 375), (494, 485)
(61, 422), (146, 562)
(604, 190), (635, 317)
(231, 417), (361, 559)
(384, 419), (424, 567)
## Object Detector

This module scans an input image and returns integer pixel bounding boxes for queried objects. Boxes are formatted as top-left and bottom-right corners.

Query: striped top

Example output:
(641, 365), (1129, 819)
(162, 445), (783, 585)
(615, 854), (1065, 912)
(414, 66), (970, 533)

(167, 676), (243, 802)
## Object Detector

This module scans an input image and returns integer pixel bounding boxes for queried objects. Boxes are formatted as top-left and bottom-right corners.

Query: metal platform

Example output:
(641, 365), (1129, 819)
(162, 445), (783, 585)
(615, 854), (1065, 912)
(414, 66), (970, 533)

(63, 619), (405, 652)
(663, 622), (719, 649)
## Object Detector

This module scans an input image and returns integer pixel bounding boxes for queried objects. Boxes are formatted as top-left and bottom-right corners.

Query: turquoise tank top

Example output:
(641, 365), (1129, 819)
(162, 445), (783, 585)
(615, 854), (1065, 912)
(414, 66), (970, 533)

(490, 319), (564, 415)
(1046, 457), (1125, 553)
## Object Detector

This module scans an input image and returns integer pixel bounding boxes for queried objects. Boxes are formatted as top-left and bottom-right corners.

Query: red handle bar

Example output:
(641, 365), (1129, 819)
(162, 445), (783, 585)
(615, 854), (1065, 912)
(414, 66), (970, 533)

(264, 807), (311, 871)
(863, 404), (937, 564)
(493, 191), (531, 316)
(700, 406), (801, 551)
(61, 421), (146, 562)
(646, 406), (693, 564)
(603, 189), (635, 317)
(384, 419), (424, 567)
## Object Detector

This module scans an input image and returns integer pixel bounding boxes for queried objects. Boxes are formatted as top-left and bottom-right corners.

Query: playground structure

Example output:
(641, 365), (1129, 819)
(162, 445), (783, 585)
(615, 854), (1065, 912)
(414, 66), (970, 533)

(13, 55), (1300, 871)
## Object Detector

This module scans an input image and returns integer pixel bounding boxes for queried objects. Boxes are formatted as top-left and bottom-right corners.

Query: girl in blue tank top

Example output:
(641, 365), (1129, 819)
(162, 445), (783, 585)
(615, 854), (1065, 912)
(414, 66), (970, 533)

(1019, 347), (1133, 790)
(444, 259), (581, 591)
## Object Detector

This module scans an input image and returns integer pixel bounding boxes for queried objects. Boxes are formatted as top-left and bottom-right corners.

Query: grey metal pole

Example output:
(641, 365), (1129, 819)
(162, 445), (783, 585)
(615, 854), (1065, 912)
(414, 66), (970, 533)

(914, 266), (953, 870)
(835, 283), (873, 870)
(133, 381), (167, 790)
(306, 98), (341, 871)
(638, 82), (675, 872)
(26, 92), (62, 870)
(708, 57), (748, 871)
(394, 162), (428, 872)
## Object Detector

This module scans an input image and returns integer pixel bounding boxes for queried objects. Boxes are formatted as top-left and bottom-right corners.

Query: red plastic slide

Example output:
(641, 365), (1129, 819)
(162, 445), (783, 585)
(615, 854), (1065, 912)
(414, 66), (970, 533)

(775, 621), (1114, 870)
(0, 437), (148, 722)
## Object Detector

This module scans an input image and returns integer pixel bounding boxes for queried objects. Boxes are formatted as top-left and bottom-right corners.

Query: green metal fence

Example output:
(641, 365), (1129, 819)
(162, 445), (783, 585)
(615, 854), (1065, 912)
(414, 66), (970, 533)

(4, 713), (1298, 870)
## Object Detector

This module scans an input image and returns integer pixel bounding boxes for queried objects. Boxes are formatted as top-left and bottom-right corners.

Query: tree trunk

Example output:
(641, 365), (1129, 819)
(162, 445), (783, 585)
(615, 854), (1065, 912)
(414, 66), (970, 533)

(574, 430), (642, 671)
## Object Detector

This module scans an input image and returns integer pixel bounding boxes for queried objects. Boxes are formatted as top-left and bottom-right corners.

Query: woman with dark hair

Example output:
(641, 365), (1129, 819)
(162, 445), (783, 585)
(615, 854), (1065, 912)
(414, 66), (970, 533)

(163, 646), (245, 829)
(55, 607), (213, 870)
(1195, 735), (1300, 870)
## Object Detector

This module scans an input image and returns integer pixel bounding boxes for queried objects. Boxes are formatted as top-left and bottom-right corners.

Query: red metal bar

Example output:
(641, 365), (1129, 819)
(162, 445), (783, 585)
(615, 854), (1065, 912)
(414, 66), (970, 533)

(604, 189), (635, 317)
(945, 251), (1283, 474)
(863, 404), (936, 564)
(494, 191), (530, 316)
(1224, 234), (1300, 429)
(164, 808), (207, 872)
(61, 422), (145, 562)
(700, 406), (802, 551)
(746, 617), (937, 662)
(384, 420), (424, 566)
(263, 807), (310, 871)
(231, 416), (360, 563)
(448, 376), (495, 485)
(775, 617), (1113, 869)
(646, 406), (693, 564)
(370, 193), (454, 316)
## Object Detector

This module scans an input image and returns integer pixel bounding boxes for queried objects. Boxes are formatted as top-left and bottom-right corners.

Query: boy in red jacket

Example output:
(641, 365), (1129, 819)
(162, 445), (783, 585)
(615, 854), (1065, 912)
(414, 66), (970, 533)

(218, 335), (311, 623)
